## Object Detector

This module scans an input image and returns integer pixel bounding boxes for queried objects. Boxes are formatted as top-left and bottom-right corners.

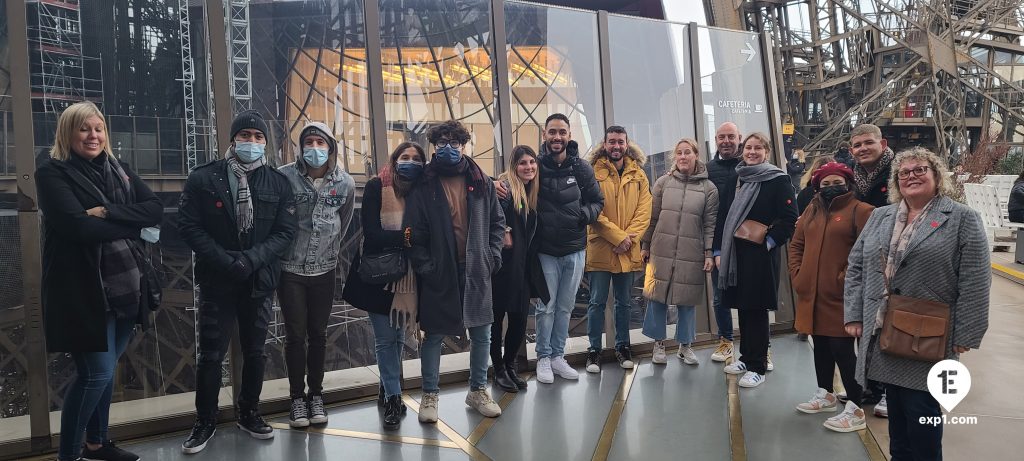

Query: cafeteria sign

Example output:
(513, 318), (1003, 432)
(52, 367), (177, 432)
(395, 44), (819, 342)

(718, 99), (765, 115)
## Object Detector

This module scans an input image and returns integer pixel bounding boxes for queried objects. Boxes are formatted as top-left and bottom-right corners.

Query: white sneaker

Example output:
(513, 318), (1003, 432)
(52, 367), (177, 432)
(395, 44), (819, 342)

(738, 371), (765, 388)
(710, 339), (734, 362)
(465, 389), (501, 418)
(676, 346), (698, 365)
(537, 357), (554, 384)
(796, 388), (839, 414)
(418, 392), (439, 423)
(766, 348), (774, 372)
(652, 341), (667, 364)
(824, 401), (866, 432)
(874, 394), (888, 418)
(550, 356), (579, 380)
(723, 360), (747, 375)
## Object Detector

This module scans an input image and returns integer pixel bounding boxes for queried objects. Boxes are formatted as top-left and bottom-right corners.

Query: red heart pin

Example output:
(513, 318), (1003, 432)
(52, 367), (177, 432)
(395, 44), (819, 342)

(215, 201), (223, 208)
(881, 187), (887, 192)
(786, 199), (792, 204)
(468, 186), (475, 192)
(931, 221), (939, 228)
(834, 216), (842, 222)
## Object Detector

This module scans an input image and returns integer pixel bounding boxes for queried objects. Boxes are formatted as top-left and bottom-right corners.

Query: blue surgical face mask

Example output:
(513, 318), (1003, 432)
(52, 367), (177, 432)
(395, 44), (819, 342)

(302, 147), (329, 168)
(434, 145), (462, 165)
(235, 142), (266, 163)
(396, 160), (424, 180)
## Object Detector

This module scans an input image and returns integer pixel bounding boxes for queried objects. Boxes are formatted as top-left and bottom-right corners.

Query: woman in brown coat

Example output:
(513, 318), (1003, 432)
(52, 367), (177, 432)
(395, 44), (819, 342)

(788, 161), (873, 432)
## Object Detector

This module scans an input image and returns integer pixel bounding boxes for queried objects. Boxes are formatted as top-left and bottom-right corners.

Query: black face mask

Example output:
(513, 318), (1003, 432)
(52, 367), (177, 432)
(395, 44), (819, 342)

(820, 185), (849, 202)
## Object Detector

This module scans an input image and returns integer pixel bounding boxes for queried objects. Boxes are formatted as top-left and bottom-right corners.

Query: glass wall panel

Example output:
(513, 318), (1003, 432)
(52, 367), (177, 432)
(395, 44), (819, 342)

(247, 0), (372, 179)
(245, 1), (407, 383)
(506, 2), (604, 151)
(696, 26), (771, 159)
(606, 15), (707, 337)
(0, 0), (31, 443)
(27, 0), (219, 427)
(379, 0), (496, 175)
(607, 15), (695, 183)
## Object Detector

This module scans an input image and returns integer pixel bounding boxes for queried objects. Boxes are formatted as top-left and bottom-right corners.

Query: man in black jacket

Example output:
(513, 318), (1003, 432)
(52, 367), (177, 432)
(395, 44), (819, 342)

(530, 113), (604, 385)
(178, 111), (297, 454)
(708, 122), (741, 363)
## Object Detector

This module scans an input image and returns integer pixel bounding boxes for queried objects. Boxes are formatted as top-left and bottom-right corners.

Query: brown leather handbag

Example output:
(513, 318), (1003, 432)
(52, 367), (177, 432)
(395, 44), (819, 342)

(734, 219), (769, 244)
(878, 253), (951, 362)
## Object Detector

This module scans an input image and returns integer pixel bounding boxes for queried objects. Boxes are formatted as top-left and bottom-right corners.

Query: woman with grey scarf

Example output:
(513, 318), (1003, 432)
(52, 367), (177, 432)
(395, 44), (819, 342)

(715, 132), (798, 388)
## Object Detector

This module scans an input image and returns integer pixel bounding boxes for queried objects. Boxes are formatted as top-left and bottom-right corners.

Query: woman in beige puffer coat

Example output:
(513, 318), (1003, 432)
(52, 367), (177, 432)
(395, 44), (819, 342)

(640, 138), (719, 365)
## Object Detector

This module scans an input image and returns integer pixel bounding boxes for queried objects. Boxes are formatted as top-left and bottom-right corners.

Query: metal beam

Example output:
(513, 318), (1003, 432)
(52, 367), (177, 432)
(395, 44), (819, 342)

(7, 0), (52, 450)
(490, 0), (513, 175)
(206, 0), (233, 156)
(597, 10), (614, 128)
(688, 23), (708, 156)
(363, 0), (389, 175)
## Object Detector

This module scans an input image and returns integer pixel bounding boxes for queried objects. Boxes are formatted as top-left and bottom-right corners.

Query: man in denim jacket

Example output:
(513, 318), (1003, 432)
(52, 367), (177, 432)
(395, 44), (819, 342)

(277, 121), (355, 428)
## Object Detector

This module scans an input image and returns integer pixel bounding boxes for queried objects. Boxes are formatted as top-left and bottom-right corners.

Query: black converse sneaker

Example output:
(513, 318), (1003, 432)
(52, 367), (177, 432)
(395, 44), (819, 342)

(309, 394), (328, 424)
(289, 397), (310, 428)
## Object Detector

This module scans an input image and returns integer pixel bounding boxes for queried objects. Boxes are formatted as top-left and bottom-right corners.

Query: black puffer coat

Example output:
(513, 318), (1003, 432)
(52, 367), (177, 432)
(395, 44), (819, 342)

(535, 141), (604, 256)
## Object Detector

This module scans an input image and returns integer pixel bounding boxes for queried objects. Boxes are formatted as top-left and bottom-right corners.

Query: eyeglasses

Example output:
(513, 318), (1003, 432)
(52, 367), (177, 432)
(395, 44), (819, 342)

(896, 165), (932, 179)
(434, 140), (462, 149)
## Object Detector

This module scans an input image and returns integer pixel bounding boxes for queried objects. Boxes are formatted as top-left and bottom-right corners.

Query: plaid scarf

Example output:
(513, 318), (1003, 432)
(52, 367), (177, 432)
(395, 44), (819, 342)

(71, 154), (142, 318)
(227, 151), (267, 234)
(875, 197), (936, 332)
(853, 147), (894, 197)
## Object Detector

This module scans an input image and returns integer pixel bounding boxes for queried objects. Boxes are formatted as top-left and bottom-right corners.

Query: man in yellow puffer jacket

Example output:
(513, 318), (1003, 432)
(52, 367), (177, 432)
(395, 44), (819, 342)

(584, 126), (652, 373)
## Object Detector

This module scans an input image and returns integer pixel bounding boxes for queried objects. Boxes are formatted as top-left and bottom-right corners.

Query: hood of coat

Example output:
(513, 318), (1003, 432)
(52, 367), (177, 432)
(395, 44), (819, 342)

(587, 140), (647, 167)
(592, 154), (646, 183)
(297, 121), (342, 173)
(668, 159), (709, 182)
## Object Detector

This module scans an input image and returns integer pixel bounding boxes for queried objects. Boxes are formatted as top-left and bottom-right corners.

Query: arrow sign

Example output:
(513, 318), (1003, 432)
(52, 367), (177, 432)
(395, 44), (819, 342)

(740, 42), (756, 62)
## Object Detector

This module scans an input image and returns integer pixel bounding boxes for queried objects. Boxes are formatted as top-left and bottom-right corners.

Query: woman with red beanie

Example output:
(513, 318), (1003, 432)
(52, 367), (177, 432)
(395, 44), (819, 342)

(788, 161), (874, 432)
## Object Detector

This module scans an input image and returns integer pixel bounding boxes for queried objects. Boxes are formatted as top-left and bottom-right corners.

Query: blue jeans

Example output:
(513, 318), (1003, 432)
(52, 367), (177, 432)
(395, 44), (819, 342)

(710, 267), (733, 340)
(535, 250), (586, 359)
(586, 271), (634, 350)
(368, 312), (405, 399)
(885, 384), (943, 461)
(58, 314), (136, 461)
(641, 300), (696, 345)
(420, 325), (492, 393)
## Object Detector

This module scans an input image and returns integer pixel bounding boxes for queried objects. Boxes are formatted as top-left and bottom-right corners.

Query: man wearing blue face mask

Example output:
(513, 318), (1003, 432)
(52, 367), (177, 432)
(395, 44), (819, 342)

(277, 122), (355, 428)
(404, 120), (506, 423)
(178, 110), (297, 453)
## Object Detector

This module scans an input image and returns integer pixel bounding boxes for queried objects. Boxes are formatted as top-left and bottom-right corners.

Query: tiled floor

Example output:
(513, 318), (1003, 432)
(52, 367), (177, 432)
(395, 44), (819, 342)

(19, 267), (1024, 460)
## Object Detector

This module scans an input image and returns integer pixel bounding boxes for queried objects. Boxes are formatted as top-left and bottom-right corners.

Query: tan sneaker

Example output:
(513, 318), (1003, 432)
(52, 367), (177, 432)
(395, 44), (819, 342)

(824, 401), (866, 432)
(711, 339), (733, 362)
(796, 388), (839, 414)
(766, 348), (774, 372)
(418, 392), (439, 423)
(465, 389), (502, 418)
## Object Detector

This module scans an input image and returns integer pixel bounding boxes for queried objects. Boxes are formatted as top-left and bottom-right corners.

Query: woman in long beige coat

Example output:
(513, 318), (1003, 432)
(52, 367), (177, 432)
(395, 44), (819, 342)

(640, 138), (718, 365)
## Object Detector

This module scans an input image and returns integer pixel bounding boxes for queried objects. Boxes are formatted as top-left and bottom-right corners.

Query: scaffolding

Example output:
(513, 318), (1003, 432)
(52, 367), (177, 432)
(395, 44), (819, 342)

(27, 0), (103, 113)
(713, 0), (1024, 159)
(228, 0), (253, 113)
(178, 0), (201, 172)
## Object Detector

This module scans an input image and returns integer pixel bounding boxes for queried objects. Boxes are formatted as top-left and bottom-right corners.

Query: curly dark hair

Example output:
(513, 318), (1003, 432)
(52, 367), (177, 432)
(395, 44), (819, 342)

(427, 120), (471, 145)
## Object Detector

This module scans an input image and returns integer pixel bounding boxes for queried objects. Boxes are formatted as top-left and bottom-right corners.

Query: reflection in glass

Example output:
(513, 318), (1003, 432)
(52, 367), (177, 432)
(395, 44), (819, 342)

(608, 15), (694, 180)
(379, 0), (496, 175)
(697, 27), (770, 155)
(505, 2), (604, 152)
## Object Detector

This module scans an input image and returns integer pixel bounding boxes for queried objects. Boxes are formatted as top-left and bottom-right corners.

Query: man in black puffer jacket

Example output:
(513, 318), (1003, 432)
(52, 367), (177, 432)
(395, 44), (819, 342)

(506, 113), (603, 385)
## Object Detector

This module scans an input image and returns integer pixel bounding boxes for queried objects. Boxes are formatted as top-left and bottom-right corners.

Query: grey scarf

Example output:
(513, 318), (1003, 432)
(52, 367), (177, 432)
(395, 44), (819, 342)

(226, 149), (266, 234)
(718, 161), (787, 287)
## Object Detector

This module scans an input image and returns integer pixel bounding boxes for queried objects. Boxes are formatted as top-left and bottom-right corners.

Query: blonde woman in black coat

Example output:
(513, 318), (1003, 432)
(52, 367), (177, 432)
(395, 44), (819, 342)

(36, 102), (163, 461)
